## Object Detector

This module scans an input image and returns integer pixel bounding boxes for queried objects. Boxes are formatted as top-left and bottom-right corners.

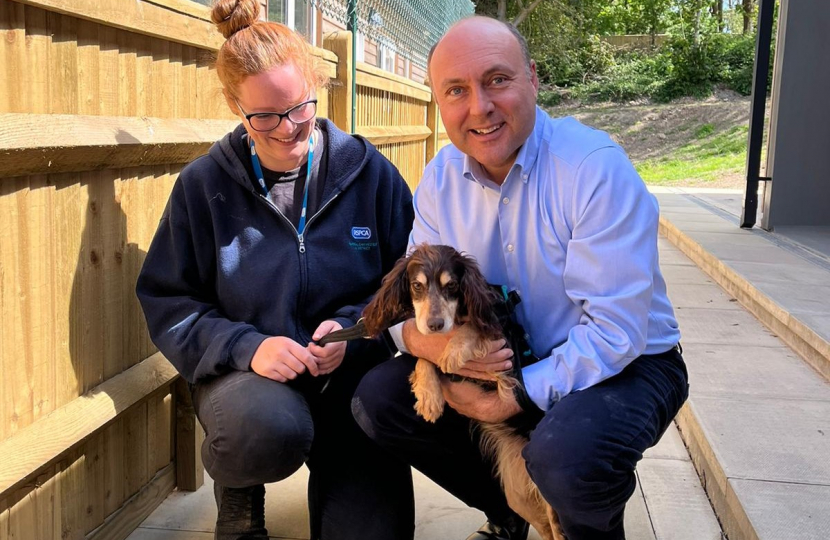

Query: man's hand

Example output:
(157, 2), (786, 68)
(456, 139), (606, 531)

(440, 377), (522, 423)
(452, 338), (514, 381)
(402, 320), (514, 378)
(307, 320), (347, 375)
(251, 336), (319, 382)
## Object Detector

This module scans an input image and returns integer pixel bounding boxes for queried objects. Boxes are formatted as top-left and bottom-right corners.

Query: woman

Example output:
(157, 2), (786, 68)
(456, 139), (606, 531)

(135, 1), (415, 538)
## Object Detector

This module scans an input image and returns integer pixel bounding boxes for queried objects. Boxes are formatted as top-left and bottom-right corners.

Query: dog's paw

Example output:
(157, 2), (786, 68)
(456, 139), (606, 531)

(414, 395), (445, 423)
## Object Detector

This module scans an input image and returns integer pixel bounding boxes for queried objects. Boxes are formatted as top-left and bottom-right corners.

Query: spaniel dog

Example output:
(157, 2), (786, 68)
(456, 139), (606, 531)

(362, 244), (565, 540)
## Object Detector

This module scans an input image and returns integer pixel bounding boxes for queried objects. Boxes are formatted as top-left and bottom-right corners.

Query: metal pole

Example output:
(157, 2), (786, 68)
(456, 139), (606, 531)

(347, 0), (358, 133)
(740, 0), (776, 229)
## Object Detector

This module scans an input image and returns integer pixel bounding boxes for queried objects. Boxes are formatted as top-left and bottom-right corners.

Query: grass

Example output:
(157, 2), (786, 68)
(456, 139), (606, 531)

(636, 124), (748, 185)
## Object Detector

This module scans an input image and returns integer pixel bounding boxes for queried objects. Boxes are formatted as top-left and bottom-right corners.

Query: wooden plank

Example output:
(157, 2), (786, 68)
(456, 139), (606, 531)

(101, 169), (126, 381)
(97, 24), (119, 115)
(150, 36), (171, 118)
(356, 61), (432, 102)
(52, 172), (84, 409)
(124, 403), (148, 497)
(116, 28), (137, 116)
(86, 463), (175, 540)
(356, 124), (432, 145)
(23, 5), (50, 115)
(35, 467), (59, 540)
(14, 0), (224, 51)
(47, 9), (78, 115)
(425, 98), (440, 164)
(8, 485), (36, 540)
(0, 113), (237, 178)
(1, 1), (27, 113)
(84, 436), (105, 533)
(0, 498), (8, 540)
(76, 18), (101, 115)
(0, 353), (179, 498)
(80, 170), (106, 394)
(1, 179), (31, 440)
(102, 421), (124, 517)
(174, 378), (204, 491)
(26, 174), (57, 423)
(322, 31), (353, 133)
(59, 451), (85, 540)
(156, 391), (173, 472)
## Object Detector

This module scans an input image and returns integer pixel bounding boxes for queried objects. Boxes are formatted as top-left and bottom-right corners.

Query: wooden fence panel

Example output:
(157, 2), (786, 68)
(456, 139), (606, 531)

(0, 4), (432, 539)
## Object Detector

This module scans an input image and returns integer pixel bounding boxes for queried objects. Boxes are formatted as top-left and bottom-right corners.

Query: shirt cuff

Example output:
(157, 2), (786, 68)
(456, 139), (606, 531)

(388, 322), (409, 354)
(521, 359), (564, 412)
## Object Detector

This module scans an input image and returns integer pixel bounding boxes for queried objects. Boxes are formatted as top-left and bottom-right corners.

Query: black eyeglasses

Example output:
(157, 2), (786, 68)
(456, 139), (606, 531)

(234, 98), (318, 132)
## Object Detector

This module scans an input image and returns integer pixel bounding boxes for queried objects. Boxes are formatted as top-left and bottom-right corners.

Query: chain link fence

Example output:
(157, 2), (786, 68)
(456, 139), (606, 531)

(312, 0), (474, 69)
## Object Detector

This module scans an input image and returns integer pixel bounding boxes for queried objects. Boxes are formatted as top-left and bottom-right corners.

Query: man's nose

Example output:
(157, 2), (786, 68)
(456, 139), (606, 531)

(469, 87), (495, 116)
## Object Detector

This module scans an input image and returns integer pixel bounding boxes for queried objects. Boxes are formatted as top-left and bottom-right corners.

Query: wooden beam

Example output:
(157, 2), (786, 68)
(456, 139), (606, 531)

(0, 113), (238, 177)
(174, 378), (204, 491)
(323, 31), (354, 133)
(143, 0), (211, 21)
(0, 353), (179, 499)
(85, 463), (176, 540)
(356, 125), (432, 145)
(356, 62), (432, 102)
(11, 0), (224, 50)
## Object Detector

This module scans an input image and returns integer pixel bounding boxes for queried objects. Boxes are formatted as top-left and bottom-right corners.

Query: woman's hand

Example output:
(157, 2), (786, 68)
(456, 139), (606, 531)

(307, 320), (348, 376)
(251, 336), (319, 382)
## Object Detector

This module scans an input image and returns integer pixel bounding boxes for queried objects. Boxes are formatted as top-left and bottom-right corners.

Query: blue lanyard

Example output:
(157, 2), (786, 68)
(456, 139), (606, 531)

(250, 134), (314, 235)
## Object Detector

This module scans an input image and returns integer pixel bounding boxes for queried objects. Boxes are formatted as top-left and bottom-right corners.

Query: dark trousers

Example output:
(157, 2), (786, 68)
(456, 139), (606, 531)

(192, 361), (415, 540)
(352, 349), (688, 540)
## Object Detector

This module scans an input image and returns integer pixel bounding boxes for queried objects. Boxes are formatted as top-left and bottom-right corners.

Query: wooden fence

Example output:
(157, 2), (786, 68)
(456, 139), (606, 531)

(0, 1), (446, 537)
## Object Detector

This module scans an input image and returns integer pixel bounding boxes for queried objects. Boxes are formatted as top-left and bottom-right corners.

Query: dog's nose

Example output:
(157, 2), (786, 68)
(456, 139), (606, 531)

(427, 318), (445, 332)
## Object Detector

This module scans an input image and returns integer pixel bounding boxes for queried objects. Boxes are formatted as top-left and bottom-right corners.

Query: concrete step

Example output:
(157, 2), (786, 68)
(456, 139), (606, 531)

(654, 189), (830, 540)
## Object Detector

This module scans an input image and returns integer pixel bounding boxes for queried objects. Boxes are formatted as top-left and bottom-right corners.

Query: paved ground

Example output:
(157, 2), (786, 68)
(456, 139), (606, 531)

(125, 420), (719, 540)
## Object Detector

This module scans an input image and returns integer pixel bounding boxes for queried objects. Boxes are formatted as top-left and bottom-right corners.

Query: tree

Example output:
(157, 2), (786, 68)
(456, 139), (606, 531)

(475, 0), (548, 26)
(741, 0), (754, 33)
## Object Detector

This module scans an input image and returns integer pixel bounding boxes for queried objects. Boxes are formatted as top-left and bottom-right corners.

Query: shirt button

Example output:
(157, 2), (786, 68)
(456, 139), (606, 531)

(522, 174), (528, 180)
(502, 197), (510, 205)
(507, 244), (514, 252)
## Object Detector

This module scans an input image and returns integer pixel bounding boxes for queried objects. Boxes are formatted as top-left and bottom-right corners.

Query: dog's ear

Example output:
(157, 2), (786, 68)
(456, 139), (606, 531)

(362, 254), (413, 336)
(458, 253), (500, 338)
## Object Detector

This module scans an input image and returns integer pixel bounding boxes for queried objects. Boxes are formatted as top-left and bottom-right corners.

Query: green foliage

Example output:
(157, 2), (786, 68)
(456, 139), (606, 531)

(695, 123), (715, 138)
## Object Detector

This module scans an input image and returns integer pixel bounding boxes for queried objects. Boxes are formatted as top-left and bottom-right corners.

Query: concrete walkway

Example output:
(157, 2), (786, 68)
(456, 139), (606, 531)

(127, 186), (830, 540)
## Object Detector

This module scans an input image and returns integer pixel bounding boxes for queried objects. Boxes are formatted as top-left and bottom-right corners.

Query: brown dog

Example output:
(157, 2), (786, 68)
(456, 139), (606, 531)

(362, 244), (565, 540)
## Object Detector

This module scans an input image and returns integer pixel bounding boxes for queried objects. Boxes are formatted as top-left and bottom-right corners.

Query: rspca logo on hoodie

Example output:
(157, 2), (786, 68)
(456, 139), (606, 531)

(349, 227), (377, 251)
(351, 227), (372, 240)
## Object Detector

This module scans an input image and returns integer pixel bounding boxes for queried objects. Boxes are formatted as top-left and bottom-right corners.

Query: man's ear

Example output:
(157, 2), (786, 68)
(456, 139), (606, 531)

(529, 60), (539, 93)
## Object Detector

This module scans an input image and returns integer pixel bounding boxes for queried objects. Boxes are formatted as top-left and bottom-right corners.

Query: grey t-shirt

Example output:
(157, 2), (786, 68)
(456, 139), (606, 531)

(262, 126), (326, 229)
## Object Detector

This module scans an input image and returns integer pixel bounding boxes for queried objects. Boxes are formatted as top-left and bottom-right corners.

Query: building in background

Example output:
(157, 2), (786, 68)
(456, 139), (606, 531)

(192, 0), (474, 83)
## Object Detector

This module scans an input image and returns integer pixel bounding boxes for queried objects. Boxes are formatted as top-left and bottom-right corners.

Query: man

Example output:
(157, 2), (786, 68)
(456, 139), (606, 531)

(352, 16), (688, 540)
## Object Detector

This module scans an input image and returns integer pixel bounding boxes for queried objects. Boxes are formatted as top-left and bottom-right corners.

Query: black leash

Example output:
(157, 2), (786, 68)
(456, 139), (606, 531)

(313, 318), (370, 346)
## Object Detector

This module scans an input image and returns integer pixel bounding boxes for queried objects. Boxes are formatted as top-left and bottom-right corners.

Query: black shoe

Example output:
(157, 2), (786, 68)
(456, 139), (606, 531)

(214, 483), (268, 540)
(465, 515), (530, 540)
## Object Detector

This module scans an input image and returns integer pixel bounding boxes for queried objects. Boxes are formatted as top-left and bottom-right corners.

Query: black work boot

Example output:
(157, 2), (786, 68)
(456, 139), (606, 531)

(465, 512), (530, 540)
(213, 483), (268, 540)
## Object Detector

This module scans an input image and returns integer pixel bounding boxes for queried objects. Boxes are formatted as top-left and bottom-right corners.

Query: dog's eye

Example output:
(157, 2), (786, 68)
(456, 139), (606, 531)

(445, 281), (459, 293)
(411, 282), (423, 292)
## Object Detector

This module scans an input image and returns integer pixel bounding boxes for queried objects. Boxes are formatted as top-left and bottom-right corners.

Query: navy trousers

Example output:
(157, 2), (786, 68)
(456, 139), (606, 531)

(192, 360), (415, 540)
(352, 348), (688, 540)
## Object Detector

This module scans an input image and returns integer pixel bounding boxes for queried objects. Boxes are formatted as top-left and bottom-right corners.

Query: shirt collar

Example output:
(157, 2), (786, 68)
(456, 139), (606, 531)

(461, 106), (545, 187)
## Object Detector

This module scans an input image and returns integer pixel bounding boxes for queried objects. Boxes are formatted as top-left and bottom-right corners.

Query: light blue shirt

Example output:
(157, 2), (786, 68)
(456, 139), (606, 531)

(404, 106), (680, 411)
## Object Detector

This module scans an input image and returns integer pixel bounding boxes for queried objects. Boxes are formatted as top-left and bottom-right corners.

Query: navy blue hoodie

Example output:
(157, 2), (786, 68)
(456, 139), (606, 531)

(136, 120), (413, 383)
